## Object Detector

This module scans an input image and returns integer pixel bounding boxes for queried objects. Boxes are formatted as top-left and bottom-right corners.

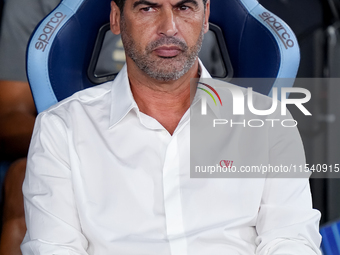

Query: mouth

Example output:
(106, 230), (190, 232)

(153, 46), (182, 58)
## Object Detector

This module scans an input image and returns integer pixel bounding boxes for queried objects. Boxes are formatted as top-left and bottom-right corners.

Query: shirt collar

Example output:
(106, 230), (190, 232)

(109, 59), (220, 128)
(109, 64), (138, 128)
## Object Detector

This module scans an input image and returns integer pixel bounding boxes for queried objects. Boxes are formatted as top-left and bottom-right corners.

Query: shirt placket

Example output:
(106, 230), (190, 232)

(162, 134), (188, 255)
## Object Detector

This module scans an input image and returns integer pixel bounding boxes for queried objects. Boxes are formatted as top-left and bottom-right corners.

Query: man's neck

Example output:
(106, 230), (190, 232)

(127, 59), (200, 135)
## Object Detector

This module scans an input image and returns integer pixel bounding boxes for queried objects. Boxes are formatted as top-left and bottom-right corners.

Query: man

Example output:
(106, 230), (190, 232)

(21, 0), (321, 254)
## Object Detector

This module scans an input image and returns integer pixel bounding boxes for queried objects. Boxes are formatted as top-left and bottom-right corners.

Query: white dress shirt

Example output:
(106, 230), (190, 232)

(21, 62), (321, 255)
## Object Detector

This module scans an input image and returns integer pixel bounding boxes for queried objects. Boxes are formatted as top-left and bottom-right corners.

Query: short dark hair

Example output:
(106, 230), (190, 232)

(113, 0), (125, 13)
(113, 0), (208, 14)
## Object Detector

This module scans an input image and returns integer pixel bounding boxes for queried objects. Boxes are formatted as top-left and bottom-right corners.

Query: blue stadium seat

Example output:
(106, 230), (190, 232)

(26, 0), (300, 113)
(320, 220), (340, 254)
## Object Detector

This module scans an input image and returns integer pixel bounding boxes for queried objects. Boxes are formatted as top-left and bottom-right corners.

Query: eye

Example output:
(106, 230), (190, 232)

(178, 5), (190, 11)
(140, 6), (155, 12)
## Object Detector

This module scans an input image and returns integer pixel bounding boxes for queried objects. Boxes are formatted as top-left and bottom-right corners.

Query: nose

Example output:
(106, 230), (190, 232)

(158, 9), (178, 37)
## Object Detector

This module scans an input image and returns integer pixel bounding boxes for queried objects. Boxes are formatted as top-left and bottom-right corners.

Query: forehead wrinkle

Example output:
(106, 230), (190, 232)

(132, 0), (160, 9)
(132, 0), (200, 9)
(173, 0), (199, 8)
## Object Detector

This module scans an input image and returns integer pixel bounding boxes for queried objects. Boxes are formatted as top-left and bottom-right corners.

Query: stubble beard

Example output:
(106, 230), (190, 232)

(120, 17), (204, 82)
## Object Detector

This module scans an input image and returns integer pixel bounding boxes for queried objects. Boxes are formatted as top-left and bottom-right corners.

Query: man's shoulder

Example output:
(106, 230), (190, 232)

(43, 81), (114, 116)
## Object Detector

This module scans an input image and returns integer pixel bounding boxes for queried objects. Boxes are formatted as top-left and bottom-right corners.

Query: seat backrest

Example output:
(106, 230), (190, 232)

(320, 220), (340, 255)
(27, 0), (300, 113)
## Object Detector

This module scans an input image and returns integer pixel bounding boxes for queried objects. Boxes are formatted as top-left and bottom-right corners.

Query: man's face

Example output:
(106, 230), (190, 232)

(111, 0), (210, 82)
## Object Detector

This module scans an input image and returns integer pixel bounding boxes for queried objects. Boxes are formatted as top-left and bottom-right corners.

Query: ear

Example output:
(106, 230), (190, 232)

(110, 1), (121, 35)
(203, 0), (210, 33)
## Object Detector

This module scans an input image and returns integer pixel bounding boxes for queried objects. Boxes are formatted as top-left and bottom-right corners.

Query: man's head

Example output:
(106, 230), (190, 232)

(110, 0), (210, 82)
